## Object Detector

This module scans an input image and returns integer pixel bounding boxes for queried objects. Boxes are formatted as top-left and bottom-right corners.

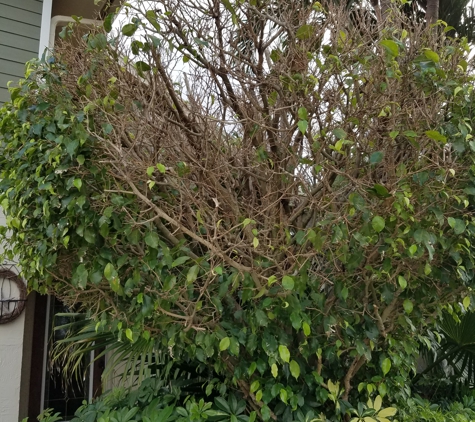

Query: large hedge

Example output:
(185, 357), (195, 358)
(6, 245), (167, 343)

(2, 2), (475, 420)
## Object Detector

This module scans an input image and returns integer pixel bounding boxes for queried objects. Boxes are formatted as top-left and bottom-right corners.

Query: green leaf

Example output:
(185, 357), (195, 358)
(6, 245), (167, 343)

(381, 358), (391, 376)
(250, 380), (260, 393)
(271, 363), (278, 378)
(370, 151), (384, 164)
(145, 231), (159, 248)
(73, 179), (82, 190)
(104, 263), (116, 281)
(298, 107), (308, 120)
(403, 299), (413, 314)
(380, 39), (399, 57)
(298, 120), (308, 135)
(126, 328), (133, 342)
(448, 217), (465, 234)
(290, 360), (301, 379)
(187, 265), (200, 284)
(104, 13), (115, 33)
(282, 276), (294, 290)
(219, 337), (230, 351)
(122, 23), (137, 36)
(279, 345), (290, 363)
(156, 163), (166, 173)
(135, 61), (151, 72)
(333, 128), (347, 139)
(398, 275), (407, 289)
(373, 184), (390, 197)
(371, 216), (385, 233)
(425, 130), (446, 143)
(171, 256), (190, 267)
(74, 264), (88, 289)
(296, 24), (314, 40)
(408, 244), (417, 256)
(463, 296), (471, 310)
(424, 49), (440, 63)
(303, 322), (311, 336)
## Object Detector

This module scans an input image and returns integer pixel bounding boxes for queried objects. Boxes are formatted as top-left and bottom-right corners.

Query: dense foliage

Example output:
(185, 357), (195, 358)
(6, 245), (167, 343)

(2, 1), (475, 420)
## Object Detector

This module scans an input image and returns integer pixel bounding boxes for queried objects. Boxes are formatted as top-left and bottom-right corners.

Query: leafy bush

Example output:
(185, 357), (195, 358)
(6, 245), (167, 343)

(396, 395), (475, 421)
(2, 2), (475, 420)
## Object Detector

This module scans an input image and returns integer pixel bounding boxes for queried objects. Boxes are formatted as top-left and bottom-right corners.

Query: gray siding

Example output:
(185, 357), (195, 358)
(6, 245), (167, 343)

(0, 0), (42, 104)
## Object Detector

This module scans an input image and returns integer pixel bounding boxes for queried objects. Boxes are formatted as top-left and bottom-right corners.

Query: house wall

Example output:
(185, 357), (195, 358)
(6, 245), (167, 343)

(0, 212), (26, 422)
(0, 0), (43, 104)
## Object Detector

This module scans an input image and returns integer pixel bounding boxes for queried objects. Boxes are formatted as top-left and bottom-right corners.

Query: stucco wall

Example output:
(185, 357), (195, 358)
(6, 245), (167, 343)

(0, 212), (25, 422)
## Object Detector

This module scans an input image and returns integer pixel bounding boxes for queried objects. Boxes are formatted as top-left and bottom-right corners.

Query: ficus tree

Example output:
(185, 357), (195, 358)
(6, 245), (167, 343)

(1, 1), (475, 420)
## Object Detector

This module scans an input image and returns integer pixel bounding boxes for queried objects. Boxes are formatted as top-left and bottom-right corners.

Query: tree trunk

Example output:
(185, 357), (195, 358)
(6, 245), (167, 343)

(426, 0), (439, 24)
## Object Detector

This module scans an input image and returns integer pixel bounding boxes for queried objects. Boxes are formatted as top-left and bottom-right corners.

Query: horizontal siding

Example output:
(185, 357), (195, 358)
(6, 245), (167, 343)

(0, 0), (42, 104)
(0, 45), (37, 65)
(0, 73), (21, 91)
(0, 17), (40, 38)
(0, 0), (42, 14)
(0, 60), (26, 78)
(0, 31), (40, 53)
(0, 87), (10, 103)
(0, 3), (42, 26)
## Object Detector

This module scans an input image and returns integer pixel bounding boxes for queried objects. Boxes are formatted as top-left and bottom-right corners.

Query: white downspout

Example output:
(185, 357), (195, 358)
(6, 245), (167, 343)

(38, 0), (53, 56)
(48, 16), (102, 50)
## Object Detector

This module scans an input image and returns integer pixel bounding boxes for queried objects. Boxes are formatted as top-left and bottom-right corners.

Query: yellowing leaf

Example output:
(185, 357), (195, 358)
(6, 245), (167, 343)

(290, 360), (301, 379)
(378, 407), (397, 417)
(279, 345), (290, 363)
(219, 337), (230, 351)
(271, 363), (278, 378)
(373, 395), (382, 412)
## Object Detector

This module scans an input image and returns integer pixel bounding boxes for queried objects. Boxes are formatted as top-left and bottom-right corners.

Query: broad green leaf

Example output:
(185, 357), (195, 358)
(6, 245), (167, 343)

(104, 13), (115, 33)
(298, 120), (308, 135)
(380, 39), (399, 57)
(282, 276), (294, 290)
(424, 49), (440, 63)
(135, 61), (151, 73)
(271, 363), (278, 378)
(372, 216), (385, 233)
(463, 296), (470, 309)
(448, 217), (465, 234)
(398, 275), (407, 289)
(370, 151), (384, 164)
(279, 345), (290, 363)
(381, 358), (391, 376)
(333, 128), (347, 139)
(171, 256), (190, 267)
(187, 265), (200, 284)
(73, 179), (82, 190)
(425, 130), (446, 143)
(373, 184), (390, 197)
(303, 322), (311, 336)
(290, 360), (300, 379)
(104, 263), (117, 282)
(296, 24), (314, 39)
(403, 299), (413, 314)
(298, 107), (308, 120)
(145, 231), (159, 248)
(126, 328), (133, 342)
(219, 337), (230, 351)
(122, 23), (137, 36)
